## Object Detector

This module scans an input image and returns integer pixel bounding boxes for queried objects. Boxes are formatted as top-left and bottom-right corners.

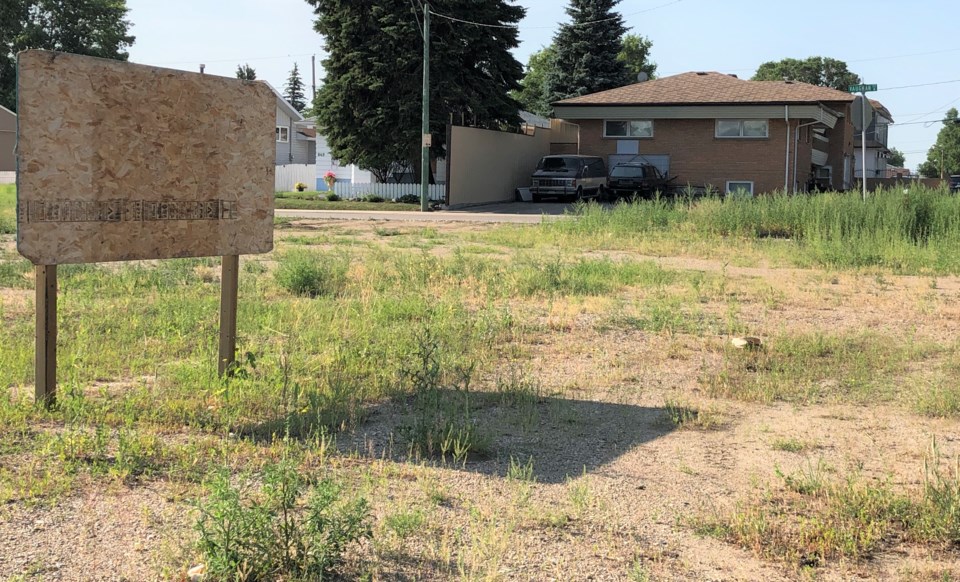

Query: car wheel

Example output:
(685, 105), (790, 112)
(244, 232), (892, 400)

(596, 185), (606, 202)
(575, 187), (584, 202)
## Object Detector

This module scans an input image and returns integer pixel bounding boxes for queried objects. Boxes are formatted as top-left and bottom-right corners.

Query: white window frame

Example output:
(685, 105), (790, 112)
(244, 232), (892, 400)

(603, 120), (654, 138)
(725, 181), (754, 197)
(276, 126), (289, 143)
(715, 119), (768, 139)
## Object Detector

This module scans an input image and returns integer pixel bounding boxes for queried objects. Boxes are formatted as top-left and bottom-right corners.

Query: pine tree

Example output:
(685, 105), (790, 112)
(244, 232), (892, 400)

(307, 0), (525, 181)
(1, 0), (135, 112)
(235, 63), (256, 81)
(284, 63), (306, 112)
(545, 0), (629, 107)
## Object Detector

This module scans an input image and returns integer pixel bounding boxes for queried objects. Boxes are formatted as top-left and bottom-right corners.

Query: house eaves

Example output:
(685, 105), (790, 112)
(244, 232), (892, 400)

(262, 81), (303, 122)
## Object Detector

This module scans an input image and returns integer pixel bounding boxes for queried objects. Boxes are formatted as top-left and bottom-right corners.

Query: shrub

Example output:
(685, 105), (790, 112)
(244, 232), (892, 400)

(195, 463), (371, 581)
(325, 193), (341, 202)
(274, 250), (348, 298)
(396, 194), (420, 205)
(360, 194), (385, 203)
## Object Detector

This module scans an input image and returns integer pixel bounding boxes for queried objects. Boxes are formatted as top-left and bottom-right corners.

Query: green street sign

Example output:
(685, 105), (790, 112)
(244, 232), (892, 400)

(848, 84), (877, 93)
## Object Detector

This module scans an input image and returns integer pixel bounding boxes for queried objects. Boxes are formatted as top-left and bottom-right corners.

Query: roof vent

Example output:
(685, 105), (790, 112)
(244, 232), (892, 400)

(696, 72), (708, 76)
(728, 74), (738, 78)
(784, 80), (794, 84)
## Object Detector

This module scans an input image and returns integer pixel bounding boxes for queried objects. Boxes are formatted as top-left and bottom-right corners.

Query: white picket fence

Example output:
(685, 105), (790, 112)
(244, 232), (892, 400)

(0, 172), (14, 185)
(275, 164), (316, 192)
(332, 182), (445, 201)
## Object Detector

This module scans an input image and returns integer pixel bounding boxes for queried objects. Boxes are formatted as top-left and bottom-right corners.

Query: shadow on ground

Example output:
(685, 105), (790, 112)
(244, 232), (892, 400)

(346, 389), (676, 485)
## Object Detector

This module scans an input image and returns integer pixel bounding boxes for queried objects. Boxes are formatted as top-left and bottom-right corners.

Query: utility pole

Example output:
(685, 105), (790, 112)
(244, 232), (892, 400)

(311, 54), (316, 104)
(420, 2), (431, 212)
(199, 64), (205, 75)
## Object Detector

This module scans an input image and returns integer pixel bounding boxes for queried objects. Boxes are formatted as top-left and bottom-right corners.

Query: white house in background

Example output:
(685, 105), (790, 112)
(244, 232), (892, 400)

(854, 99), (894, 179)
(314, 131), (373, 191)
(268, 83), (315, 165)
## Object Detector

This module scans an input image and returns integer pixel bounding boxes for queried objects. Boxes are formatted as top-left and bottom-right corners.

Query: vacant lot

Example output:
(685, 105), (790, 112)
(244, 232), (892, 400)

(1, 185), (958, 581)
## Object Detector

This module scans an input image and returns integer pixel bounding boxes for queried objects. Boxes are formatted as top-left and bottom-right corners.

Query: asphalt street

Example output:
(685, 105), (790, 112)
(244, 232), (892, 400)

(275, 202), (577, 224)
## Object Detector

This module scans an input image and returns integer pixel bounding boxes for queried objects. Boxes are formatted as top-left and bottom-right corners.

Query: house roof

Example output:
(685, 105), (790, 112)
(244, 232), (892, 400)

(869, 99), (894, 123)
(262, 81), (304, 121)
(553, 72), (856, 107)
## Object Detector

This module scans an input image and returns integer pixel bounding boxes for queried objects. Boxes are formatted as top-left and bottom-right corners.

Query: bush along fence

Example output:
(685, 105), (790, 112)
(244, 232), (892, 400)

(332, 182), (446, 202)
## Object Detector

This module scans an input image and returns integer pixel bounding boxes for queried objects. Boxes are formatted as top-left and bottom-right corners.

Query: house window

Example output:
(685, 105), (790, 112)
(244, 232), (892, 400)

(726, 181), (754, 197)
(716, 119), (768, 138)
(604, 120), (653, 138)
(276, 126), (289, 143)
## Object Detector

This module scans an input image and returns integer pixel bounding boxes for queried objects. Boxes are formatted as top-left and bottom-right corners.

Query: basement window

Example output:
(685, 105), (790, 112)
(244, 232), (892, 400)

(276, 126), (289, 143)
(726, 181), (754, 197)
(716, 119), (768, 138)
(604, 120), (653, 138)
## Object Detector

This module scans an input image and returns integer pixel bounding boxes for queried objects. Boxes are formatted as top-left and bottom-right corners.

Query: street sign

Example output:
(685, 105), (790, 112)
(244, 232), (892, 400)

(848, 84), (877, 93)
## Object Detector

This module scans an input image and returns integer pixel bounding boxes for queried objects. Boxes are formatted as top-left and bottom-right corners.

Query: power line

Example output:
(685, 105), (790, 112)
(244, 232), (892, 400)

(876, 78), (960, 91)
(155, 53), (316, 66)
(429, 0), (683, 30)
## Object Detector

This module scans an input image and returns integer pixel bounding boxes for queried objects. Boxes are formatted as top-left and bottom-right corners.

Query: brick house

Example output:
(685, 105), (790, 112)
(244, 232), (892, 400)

(551, 72), (856, 195)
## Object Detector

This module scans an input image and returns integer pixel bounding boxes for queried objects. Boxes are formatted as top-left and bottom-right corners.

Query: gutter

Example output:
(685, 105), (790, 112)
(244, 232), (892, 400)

(794, 120), (823, 192)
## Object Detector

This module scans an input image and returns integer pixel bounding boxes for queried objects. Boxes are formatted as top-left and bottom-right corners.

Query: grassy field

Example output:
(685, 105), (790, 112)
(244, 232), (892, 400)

(275, 191), (423, 211)
(1, 185), (959, 580)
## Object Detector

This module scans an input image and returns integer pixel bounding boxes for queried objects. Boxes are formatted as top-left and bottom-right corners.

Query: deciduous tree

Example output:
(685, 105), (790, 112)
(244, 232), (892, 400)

(545, 0), (629, 106)
(886, 147), (905, 169)
(307, 0), (525, 181)
(618, 33), (656, 82)
(1, 0), (135, 112)
(752, 56), (860, 92)
(918, 109), (960, 178)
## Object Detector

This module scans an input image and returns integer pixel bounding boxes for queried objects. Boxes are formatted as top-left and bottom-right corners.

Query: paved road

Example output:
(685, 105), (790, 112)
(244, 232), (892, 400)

(276, 202), (576, 224)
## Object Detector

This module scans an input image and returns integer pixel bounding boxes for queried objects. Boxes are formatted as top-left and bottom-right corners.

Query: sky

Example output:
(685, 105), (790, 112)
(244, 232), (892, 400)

(125, 0), (960, 173)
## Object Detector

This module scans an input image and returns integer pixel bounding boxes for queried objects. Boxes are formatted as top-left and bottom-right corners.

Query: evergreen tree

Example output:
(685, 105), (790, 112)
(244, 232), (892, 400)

(752, 57), (860, 92)
(1, 0), (135, 112)
(917, 109), (960, 178)
(236, 63), (257, 81)
(545, 0), (629, 106)
(284, 63), (306, 112)
(307, 0), (525, 181)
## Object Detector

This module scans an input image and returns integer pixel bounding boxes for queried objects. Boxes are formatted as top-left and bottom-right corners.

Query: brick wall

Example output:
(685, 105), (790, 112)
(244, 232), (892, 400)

(569, 115), (853, 195)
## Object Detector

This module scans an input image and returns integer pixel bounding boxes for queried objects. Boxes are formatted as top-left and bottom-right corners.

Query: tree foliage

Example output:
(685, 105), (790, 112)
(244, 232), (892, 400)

(545, 0), (629, 106)
(618, 33), (656, 82)
(236, 63), (257, 81)
(886, 147), (905, 169)
(308, 0), (525, 181)
(517, 32), (655, 116)
(917, 109), (960, 178)
(752, 56), (860, 91)
(513, 45), (556, 117)
(0, 0), (135, 112)
(284, 63), (306, 112)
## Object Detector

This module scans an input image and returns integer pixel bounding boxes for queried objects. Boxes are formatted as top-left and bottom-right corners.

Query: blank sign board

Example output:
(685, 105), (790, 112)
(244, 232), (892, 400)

(16, 50), (275, 265)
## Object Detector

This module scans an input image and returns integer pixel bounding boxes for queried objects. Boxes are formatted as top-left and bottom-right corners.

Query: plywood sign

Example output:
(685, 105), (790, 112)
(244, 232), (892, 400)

(16, 50), (275, 265)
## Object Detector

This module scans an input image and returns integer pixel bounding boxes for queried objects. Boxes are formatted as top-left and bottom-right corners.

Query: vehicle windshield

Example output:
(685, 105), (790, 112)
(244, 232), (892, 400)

(537, 157), (579, 172)
(611, 165), (647, 178)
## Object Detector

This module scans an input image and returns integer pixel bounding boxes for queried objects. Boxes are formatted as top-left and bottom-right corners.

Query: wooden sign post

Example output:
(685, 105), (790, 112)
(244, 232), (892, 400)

(16, 50), (276, 405)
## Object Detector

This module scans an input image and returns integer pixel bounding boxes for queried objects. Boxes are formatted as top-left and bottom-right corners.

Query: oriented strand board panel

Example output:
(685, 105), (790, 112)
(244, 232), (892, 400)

(16, 50), (275, 265)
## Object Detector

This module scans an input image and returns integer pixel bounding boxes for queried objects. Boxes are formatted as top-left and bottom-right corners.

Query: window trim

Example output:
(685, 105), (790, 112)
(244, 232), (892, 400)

(725, 181), (754, 196)
(603, 119), (654, 139)
(276, 126), (289, 143)
(715, 119), (769, 139)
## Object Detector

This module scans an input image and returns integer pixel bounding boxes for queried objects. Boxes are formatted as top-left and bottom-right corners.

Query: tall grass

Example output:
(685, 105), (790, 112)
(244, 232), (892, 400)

(541, 188), (960, 273)
(0, 184), (15, 235)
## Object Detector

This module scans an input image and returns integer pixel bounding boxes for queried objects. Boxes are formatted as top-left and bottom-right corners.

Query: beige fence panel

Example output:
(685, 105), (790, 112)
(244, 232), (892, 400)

(447, 125), (552, 207)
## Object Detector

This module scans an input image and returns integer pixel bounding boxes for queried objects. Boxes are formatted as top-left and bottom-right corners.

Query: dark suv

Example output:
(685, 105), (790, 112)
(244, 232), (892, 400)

(607, 163), (674, 199)
(949, 175), (960, 193)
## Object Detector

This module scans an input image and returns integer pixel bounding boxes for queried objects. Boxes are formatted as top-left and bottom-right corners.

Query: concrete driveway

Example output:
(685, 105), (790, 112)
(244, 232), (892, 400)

(276, 202), (579, 224)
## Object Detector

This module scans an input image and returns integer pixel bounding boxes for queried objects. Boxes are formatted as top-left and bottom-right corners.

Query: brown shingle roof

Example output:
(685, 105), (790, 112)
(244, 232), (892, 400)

(554, 72), (856, 106)
(869, 99), (894, 123)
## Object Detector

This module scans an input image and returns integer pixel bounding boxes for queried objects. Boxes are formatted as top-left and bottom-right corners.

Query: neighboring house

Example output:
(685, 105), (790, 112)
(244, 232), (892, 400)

(268, 83), (314, 165)
(854, 100), (893, 179)
(0, 105), (15, 173)
(551, 72), (857, 195)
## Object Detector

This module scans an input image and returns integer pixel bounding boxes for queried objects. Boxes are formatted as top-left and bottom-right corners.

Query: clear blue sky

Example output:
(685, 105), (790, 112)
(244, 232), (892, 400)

(126, 0), (960, 172)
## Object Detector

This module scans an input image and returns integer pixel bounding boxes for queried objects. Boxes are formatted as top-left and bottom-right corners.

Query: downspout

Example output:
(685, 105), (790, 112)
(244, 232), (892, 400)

(784, 106), (790, 192)
(794, 120), (821, 193)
